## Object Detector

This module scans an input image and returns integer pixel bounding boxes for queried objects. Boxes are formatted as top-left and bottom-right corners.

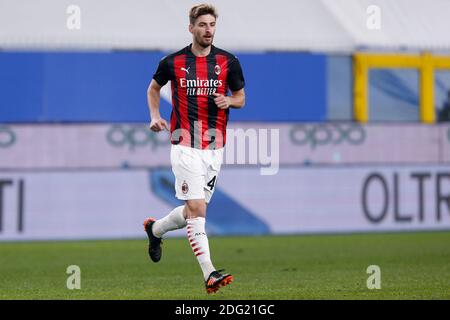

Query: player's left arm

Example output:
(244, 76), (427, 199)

(213, 56), (245, 109)
(213, 88), (245, 109)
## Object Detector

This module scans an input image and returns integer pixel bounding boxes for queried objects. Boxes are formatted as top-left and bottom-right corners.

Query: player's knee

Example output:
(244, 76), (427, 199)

(185, 200), (206, 218)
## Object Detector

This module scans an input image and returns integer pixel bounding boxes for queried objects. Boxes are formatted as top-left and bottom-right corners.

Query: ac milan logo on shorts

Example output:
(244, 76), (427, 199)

(214, 64), (221, 75)
(182, 181), (189, 194)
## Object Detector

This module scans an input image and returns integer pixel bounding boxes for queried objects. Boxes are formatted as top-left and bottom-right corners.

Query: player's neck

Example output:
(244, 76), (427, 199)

(190, 42), (212, 57)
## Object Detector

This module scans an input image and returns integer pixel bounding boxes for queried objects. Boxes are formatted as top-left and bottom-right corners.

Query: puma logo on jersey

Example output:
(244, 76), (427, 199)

(181, 67), (190, 74)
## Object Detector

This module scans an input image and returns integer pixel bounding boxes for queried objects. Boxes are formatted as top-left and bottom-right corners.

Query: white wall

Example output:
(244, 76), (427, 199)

(1, 166), (449, 241)
(2, 0), (449, 52)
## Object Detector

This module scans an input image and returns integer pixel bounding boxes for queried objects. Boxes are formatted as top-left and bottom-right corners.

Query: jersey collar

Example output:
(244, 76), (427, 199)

(187, 43), (216, 58)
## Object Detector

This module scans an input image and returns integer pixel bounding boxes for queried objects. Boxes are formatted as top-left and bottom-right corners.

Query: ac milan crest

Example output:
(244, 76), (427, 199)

(214, 64), (221, 75)
(181, 181), (189, 194)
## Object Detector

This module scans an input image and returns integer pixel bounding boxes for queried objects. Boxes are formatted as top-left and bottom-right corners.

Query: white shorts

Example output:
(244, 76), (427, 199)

(170, 144), (224, 203)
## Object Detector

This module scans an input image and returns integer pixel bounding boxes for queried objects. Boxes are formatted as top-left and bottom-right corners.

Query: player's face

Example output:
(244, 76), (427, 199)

(189, 14), (216, 48)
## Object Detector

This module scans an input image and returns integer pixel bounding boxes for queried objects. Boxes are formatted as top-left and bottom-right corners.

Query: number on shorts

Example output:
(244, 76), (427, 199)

(207, 176), (217, 190)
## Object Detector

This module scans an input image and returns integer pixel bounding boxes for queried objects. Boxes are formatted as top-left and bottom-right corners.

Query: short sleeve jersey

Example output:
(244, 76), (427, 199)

(153, 44), (245, 150)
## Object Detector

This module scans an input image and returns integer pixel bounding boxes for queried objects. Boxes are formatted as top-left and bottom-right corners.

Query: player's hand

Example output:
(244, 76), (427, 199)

(213, 92), (230, 109)
(149, 118), (169, 132)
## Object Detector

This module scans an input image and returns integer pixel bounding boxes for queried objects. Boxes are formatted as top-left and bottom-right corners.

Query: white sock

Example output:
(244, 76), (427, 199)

(152, 205), (187, 238)
(186, 217), (215, 280)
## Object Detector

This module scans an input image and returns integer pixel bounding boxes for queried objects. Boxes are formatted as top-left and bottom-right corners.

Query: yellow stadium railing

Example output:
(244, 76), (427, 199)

(353, 52), (450, 124)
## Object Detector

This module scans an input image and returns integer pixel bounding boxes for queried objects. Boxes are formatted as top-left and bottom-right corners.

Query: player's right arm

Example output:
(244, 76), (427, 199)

(147, 79), (169, 132)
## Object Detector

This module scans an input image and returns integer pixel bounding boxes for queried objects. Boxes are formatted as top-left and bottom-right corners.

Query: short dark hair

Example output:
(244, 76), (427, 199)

(189, 4), (218, 25)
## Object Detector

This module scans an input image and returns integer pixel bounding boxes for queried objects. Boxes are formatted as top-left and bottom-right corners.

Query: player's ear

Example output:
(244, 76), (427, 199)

(188, 24), (193, 34)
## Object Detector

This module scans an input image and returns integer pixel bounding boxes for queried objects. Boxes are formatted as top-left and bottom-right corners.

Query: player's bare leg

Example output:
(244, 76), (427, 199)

(185, 199), (233, 294)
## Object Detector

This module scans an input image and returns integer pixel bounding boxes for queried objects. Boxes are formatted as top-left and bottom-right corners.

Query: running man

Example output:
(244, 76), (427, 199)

(143, 3), (245, 294)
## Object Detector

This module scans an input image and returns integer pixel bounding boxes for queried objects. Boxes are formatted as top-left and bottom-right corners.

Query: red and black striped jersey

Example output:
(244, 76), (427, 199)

(153, 44), (245, 150)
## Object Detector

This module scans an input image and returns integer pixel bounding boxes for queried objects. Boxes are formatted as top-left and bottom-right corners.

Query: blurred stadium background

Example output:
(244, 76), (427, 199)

(0, 0), (449, 299)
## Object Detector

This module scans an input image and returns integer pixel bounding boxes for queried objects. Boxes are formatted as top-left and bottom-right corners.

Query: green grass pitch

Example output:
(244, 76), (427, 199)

(0, 232), (449, 299)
